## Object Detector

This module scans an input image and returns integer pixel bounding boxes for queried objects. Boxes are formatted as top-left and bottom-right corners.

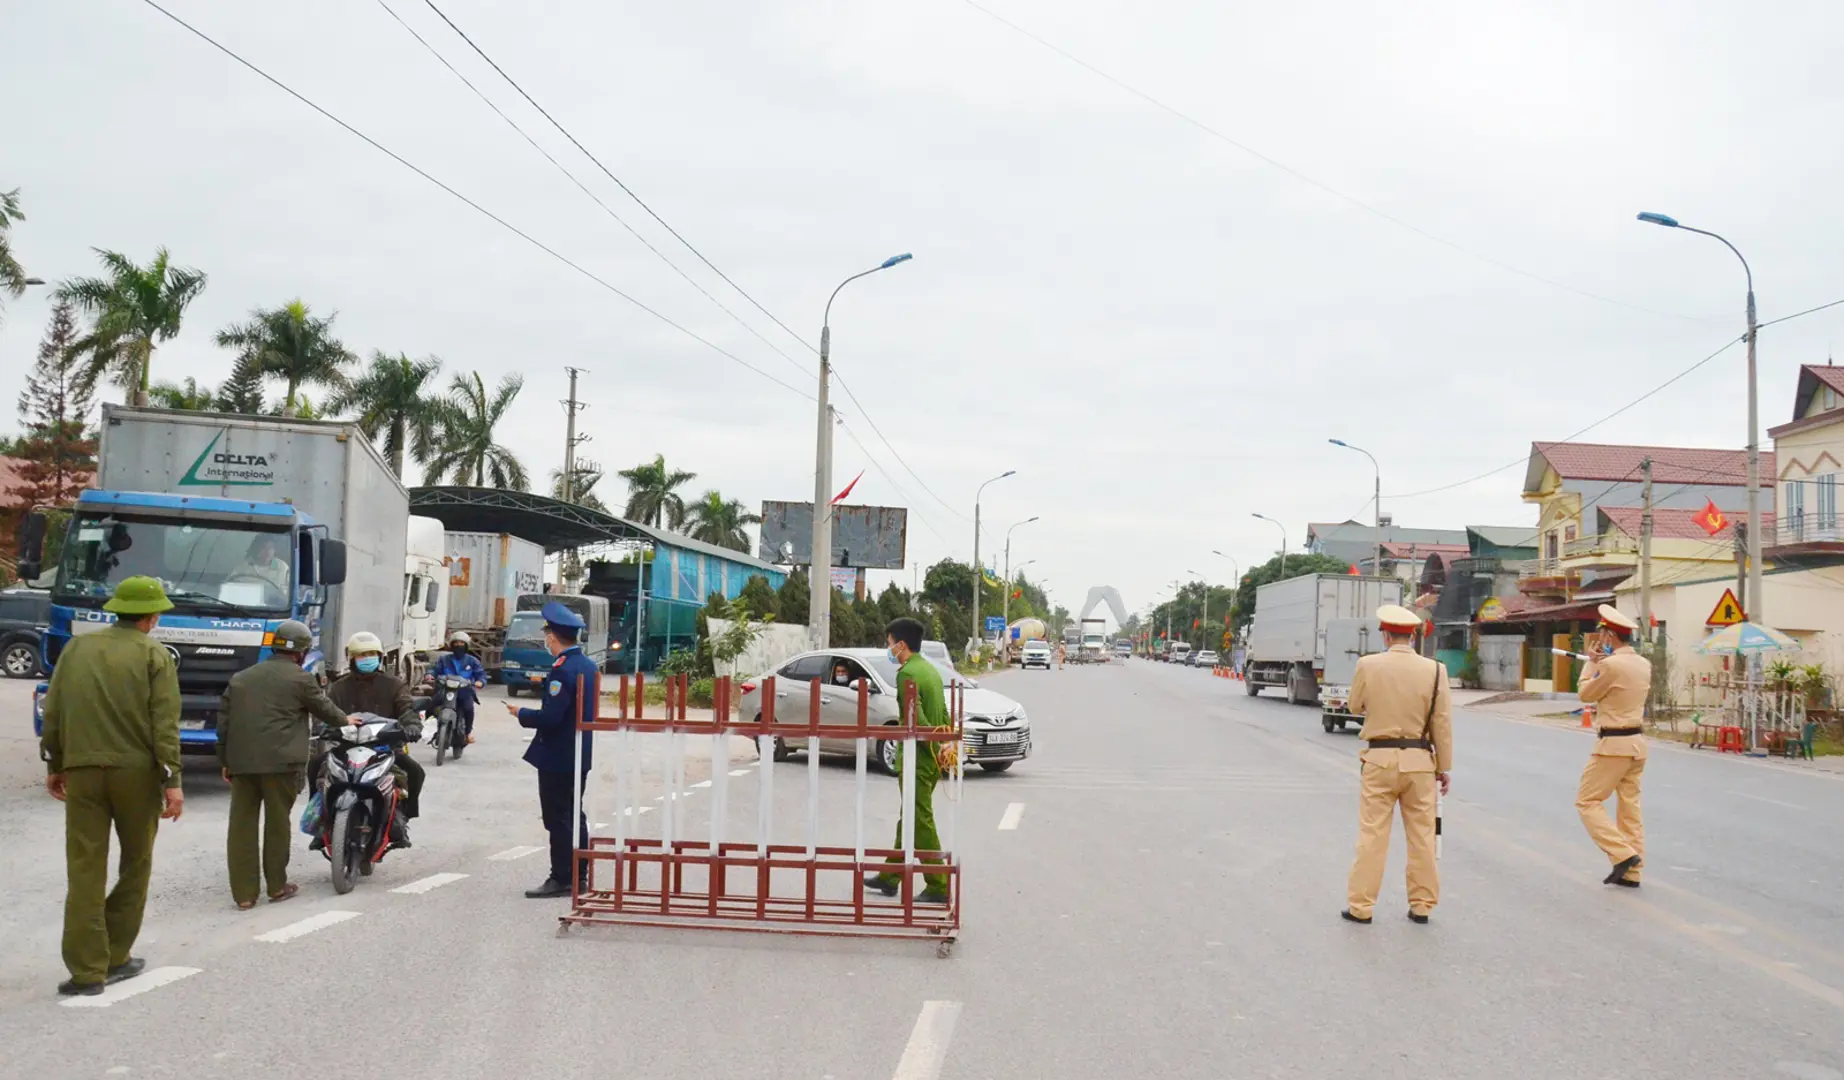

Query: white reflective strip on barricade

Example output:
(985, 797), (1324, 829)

(612, 727), (630, 851)
(758, 731), (775, 859)
(902, 728), (916, 882)
(854, 730), (868, 863)
(806, 730), (821, 858)
(711, 727), (729, 884)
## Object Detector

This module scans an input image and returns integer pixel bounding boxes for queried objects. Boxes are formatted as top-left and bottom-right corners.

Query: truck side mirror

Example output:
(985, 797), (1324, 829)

(320, 540), (348, 586)
(14, 510), (47, 583)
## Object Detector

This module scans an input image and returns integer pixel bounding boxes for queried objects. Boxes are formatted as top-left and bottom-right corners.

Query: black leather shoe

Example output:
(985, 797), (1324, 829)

(57, 979), (104, 997)
(1407, 912), (1431, 925)
(1612, 878), (1641, 889)
(1340, 910), (1372, 924)
(1604, 855), (1642, 885)
(525, 878), (571, 899)
(917, 890), (950, 906)
(862, 873), (897, 898)
(106, 958), (146, 983)
(309, 835), (326, 853)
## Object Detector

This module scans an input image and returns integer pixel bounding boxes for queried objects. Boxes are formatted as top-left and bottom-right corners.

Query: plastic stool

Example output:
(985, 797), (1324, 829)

(1717, 726), (1746, 754)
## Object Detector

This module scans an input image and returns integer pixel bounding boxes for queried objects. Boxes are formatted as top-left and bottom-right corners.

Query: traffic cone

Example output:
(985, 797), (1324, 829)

(1580, 705), (1594, 729)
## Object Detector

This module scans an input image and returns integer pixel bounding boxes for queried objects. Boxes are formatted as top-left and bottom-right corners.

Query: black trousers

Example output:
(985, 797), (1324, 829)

(537, 769), (588, 887)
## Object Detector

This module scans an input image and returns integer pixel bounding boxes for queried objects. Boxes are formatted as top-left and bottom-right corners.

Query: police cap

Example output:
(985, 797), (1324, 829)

(1376, 604), (1423, 633)
(541, 600), (586, 630)
(1597, 604), (1639, 633)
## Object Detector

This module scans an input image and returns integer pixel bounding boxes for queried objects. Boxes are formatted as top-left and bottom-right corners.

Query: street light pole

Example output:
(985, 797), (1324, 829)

(1329, 439), (1382, 574)
(971, 470), (1016, 660)
(808, 253), (913, 649)
(1186, 568), (1208, 648)
(1002, 516), (1039, 655)
(1638, 212), (1763, 624)
(1252, 513), (1288, 578)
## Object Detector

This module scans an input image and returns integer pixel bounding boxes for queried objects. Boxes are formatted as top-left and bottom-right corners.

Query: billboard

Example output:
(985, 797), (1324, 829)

(760, 501), (908, 570)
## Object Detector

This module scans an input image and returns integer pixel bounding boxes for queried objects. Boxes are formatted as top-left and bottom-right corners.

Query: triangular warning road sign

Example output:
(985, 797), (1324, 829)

(1705, 587), (1745, 627)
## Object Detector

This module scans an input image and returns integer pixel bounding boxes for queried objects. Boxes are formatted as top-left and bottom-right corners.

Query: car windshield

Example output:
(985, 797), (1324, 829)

(506, 612), (546, 648)
(53, 512), (293, 616)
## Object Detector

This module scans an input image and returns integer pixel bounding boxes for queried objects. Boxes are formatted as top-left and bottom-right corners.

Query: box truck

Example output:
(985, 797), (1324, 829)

(443, 530), (545, 672)
(21, 405), (409, 751)
(1243, 573), (1403, 723)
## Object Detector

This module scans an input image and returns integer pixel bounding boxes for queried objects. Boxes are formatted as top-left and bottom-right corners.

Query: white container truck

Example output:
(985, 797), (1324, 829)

(1243, 573), (1403, 720)
(23, 405), (409, 750)
(444, 531), (546, 670)
(402, 515), (449, 683)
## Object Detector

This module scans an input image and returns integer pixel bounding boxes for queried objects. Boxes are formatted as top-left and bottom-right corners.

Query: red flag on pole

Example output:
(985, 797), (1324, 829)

(830, 470), (864, 505)
(1693, 498), (1728, 536)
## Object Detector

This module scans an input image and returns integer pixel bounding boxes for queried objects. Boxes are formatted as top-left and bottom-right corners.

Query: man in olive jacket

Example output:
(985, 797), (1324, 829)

(218, 620), (349, 908)
(40, 577), (185, 998)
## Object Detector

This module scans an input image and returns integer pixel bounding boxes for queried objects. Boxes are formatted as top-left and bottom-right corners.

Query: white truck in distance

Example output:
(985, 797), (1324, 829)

(1243, 573), (1403, 727)
(1078, 618), (1107, 663)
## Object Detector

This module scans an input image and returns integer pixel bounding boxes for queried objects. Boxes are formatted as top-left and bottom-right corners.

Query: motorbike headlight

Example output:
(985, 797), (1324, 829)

(359, 758), (394, 784)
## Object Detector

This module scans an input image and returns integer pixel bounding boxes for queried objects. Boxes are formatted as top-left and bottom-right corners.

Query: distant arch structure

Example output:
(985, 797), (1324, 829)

(1078, 586), (1131, 628)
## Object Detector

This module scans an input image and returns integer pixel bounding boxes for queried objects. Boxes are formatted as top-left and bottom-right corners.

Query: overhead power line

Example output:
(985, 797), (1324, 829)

(136, 0), (814, 401)
(413, 0), (973, 524)
(958, 0), (1705, 322)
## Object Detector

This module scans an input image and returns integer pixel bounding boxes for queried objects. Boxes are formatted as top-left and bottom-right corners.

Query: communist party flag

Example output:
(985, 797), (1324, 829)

(1693, 499), (1728, 536)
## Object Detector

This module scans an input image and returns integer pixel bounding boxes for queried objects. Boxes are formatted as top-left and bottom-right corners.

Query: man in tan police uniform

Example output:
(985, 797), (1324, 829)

(1343, 604), (1453, 925)
(1575, 604), (1649, 887)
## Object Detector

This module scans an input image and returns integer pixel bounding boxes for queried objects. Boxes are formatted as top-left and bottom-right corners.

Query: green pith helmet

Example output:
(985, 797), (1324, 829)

(102, 576), (174, 616)
(271, 620), (313, 653)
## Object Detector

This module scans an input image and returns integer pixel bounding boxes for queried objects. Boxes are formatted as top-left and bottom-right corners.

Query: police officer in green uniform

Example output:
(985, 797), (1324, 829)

(218, 619), (350, 909)
(40, 576), (184, 997)
(865, 616), (952, 904)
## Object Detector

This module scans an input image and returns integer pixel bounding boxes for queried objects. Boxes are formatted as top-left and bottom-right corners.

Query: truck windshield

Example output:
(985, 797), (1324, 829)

(53, 513), (293, 616)
(506, 612), (546, 648)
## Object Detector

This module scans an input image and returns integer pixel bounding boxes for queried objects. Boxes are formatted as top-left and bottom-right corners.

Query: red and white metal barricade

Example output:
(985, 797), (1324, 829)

(560, 672), (964, 956)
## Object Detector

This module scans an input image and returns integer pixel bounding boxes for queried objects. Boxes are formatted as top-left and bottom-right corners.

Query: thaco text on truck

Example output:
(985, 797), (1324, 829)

(1242, 573), (1403, 725)
(21, 406), (410, 752)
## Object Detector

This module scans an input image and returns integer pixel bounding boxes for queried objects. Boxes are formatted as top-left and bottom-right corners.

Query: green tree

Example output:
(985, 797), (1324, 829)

(877, 583), (912, 627)
(423, 371), (529, 489)
(6, 301), (96, 533)
(684, 490), (762, 552)
(215, 299), (354, 417)
(216, 354), (267, 415)
(828, 588), (862, 647)
(146, 376), (216, 410)
(735, 574), (779, 619)
(326, 350), (445, 478)
(57, 247), (208, 405)
(550, 462), (608, 511)
(775, 570), (810, 625)
(618, 453), (697, 529)
(0, 188), (28, 325)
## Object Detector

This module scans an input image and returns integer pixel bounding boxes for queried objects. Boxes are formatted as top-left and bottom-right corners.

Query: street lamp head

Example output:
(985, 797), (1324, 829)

(1636, 211), (1680, 228)
(23, 277), (46, 286)
(1251, 513), (1268, 521)
(1001, 469), (1016, 479)
(1328, 438), (1348, 447)
(1025, 515), (1039, 524)
(879, 253), (914, 269)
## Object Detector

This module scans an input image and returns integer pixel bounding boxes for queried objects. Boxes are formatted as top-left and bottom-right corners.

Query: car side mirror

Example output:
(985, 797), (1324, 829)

(15, 510), (46, 583)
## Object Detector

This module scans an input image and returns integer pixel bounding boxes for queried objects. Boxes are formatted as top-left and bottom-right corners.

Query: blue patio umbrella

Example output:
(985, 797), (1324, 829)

(1694, 622), (1800, 656)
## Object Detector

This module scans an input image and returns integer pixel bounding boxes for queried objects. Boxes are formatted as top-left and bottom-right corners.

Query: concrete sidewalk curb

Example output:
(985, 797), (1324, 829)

(1458, 702), (1844, 777)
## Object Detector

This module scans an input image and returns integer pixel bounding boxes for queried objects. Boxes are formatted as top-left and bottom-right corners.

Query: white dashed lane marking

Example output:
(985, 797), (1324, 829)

(488, 845), (545, 861)
(59, 966), (202, 1008)
(255, 910), (363, 943)
(891, 1000), (963, 1079)
(998, 802), (1025, 831)
(390, 872), (469, 895)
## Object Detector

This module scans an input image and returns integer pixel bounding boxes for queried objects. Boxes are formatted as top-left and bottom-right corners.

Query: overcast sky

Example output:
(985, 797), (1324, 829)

(5, 0), (1842, 624)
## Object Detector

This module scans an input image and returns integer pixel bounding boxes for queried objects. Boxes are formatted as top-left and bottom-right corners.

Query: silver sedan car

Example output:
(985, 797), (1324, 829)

(736, 647), (1032, 774)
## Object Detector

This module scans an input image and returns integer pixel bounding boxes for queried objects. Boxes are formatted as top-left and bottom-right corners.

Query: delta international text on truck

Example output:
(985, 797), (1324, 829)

(1242, 572), (1403, 730)
(20, 406), (409, 753)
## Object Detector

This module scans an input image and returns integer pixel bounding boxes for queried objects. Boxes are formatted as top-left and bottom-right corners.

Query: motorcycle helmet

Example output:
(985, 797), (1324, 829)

(271, 620), (313, 653)
(448, 630), (471, 646)
(345, 630), (384, 656)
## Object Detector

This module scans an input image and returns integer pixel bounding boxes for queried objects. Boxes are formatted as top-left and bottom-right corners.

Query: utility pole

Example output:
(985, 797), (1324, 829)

(1733, 519), (1749, 616)
(560, 367), (589, 588)
(1638, 457), (1654, 646)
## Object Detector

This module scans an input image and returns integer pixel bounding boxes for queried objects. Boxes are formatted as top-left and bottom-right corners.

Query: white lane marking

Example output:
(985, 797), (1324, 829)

(390, 872), (469, 895)
(60, 965), (202, 1007)
(997, 802), (1025, 831)
(593, 822), (607, 829)
(691, 780), (712, 788)
(728, 768), (753, 776)
(892, 1000), (962, 1080)
(255, 910), (362, 943)
(488, 845), (544, 861)
(1728, 790), (1803, 810)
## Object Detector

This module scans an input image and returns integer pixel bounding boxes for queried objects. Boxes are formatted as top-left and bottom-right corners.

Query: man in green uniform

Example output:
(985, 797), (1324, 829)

(218, 619), (350, 909)
(865, 616), (952, 904)
(40, 577), (184, 997)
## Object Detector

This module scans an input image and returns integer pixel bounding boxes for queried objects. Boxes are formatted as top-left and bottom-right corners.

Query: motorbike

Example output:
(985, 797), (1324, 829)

(426, 674), (469, 766)
(315, 713), (412, 894)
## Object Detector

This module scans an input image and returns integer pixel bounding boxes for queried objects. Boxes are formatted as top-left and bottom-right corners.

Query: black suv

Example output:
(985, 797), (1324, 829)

(0, 588), (50, 679)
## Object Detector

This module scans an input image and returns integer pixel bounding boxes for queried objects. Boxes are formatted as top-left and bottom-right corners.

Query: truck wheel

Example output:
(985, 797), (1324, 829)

(1322, 715), (1336, 733)
(1245, 671), (1259, 697)
(2, 641), (39, 679)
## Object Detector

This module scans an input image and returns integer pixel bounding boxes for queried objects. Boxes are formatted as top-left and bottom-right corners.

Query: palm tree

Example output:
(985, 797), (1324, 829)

(550, 462), (608, 512)
(684, 490), (762, 552)
(57, 247), (208, 405)
(147, 376), (216, 411)
(618, 453), (697, 529)
(423, 371), (528, 489)
(1, 188), (28, 325)
(215, 299), (354, 416)
(326, 351), (445, 478)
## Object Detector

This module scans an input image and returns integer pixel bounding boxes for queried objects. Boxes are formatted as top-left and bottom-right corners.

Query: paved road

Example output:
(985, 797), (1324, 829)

(1, 661), (1841, 1079)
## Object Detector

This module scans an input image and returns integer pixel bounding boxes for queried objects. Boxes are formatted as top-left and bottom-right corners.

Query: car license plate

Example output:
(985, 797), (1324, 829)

(179, 719), (207, 731)
(985, 731), (1019, 745)
(529, 673), (543, 682)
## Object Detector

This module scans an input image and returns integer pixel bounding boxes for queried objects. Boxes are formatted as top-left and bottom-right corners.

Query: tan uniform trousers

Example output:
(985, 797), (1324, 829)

(1576, 755), (1645, 881)
(1346, 759), (1439, 919)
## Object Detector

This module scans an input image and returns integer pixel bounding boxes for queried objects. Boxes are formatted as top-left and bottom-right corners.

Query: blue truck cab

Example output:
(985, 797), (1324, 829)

(23, 489), (347, 752)
(499, 592), (611, 695)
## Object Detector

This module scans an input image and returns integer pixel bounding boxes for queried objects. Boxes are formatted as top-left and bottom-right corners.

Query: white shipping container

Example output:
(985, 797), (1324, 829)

(446, 531), (545, 631)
